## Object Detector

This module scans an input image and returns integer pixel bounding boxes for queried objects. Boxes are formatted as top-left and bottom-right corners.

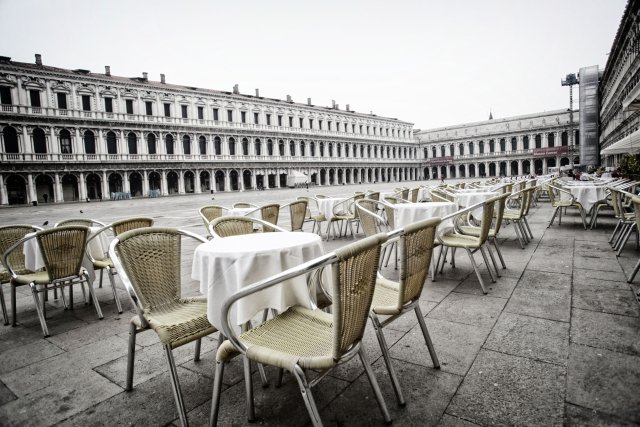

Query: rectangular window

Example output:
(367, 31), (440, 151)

(299, 118), (303, 128)
(352, 124), (355, 133)
(241, 111), (246, 123)
(254, 112), (259, 124)
(126, 99), (134, 114)
(212, 108), (219, 121)
(309, 119), (314, 129)
(30, 90), (41, 107)
(359, 125), (363, 133)
(81, 95), (91, 111)
(181, 105), (188, 118)
(266, 114), (271, 125)
(319, 120), (323, 130)
(366, 126), (370, 135)
(57, 92), (67, 109)
(164, 103), (171, 117)
(0, 86), (12, 104)
(277, 115), (283, 126)
(227, 110), (233, 122)
(288, 116), (293, 127)
(103, 97), (113, 113)
(328, 121), (332, 131)
(198, 106), (204, 119)
(145, 101), (153, 116)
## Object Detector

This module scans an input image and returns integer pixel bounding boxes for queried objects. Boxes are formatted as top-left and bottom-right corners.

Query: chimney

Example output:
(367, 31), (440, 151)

(346, 104), (350, 111)
(233, 84), (239, 94)
(35, 53), (42, 66)
(286, 95), (292, 102)
(255, 88), (260, 97)
(335, 104), (339, 110)
(332, 100), (336, 109)
(142, 72), (148, 81)
(160, 73), (165, 84)
(307, 98), (312, 105)
(105, 65), (111, 76)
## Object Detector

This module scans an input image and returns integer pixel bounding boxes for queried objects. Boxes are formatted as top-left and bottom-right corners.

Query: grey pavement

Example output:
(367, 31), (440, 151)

(0, 181), (639, 426)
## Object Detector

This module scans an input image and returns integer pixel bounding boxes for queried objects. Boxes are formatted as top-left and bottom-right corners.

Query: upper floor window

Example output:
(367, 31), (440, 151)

(125, 99), (134, 114)
(299, 117), (304, 128)
(59, 129), (72, 153)
(266, 114), (271, 125)
(104, 98), (113, 113)
(309, 119), (314, 129)
(57, 93), (67, 109)
(82, 95), (91, 111)
(277, 115), (282, 126)
(288, 116), (293, 127)
(198, 106), (204, 120)
(227, 109), (233, 122)
(145, 101), (153, 116)
(181, 105), (188, 118)
(212, 108), (219, 121)
(164, 103), (171, 117)
(33, 127), (47, 153)
(3, 126), (18, 153)
(352, 124), (356, 133)
(319, 120), (323, 130)
(182, 135), (191, 154)
(84, 130), (96, 154)
(241, 111), (246, 123)
(106, 131), (117, 154)
(328, 121), (332, 131)
(127, 132), (137, 154)
(511, 137), (517, 150)
(0, 87), (12, 105)
(359, 125), (363, 133)
(366, 126), (370, 135)
(30, 90), (41, 107)
(254, 112), (259, 124)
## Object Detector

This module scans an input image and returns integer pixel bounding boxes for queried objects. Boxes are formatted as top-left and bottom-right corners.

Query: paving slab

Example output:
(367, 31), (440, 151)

(573, 267), (628, 284)
(0, 338), (65, 376)
(574, 253), (623, 272)
(454, 274), (518, 299)
(390, 317), (491, 376)
(505, 270), (571, 322)
(0, 380), (15, 406)
(572, 277), (640, 317)
(447, 349), (565, 426)
(565, 403), (638, 427)
(566, 344), (640, 423)
(428, 292), (506, 328)
(571, 308), (640, 356)
(438, 413), (482, 426)
(526, 246), (573, 273)
(484, 312), (569, 365)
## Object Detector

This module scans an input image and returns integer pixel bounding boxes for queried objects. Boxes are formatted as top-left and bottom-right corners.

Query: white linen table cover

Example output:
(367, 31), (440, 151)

(453, 191), (500, 217)
(393, 202), (458, 230)
(192, 232), (326, 330)
(560, 185), (608, 212)
(228, 207), (256, 217)
(316, 197), (346, 221)
(22, 226), (108, 281)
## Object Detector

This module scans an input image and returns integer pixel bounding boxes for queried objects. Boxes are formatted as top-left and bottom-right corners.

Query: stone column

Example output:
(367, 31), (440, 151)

(143, 170), (149, 196)
(78, 172), (87, 200)
(251, 171), (257, 189)
(50, 127), (58, 154)
(27, 173), (36, 204)
(161, 170), (168, 196)
(178, 171), (185, 194)
(54, 173), (62, 202)
(195, 170), (201, 194)
(0, 174), (8, 205)
(123, 171), (130, 195)
(102, 170), (109, 199)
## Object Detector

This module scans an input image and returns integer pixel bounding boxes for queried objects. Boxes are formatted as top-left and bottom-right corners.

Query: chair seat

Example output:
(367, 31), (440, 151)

(217, 305), (335, 371)
(310, 214), (326, 222)
(437, 233), (482, 248)
(11, 271), (52, 285)
(502, 210), (523, 220)
(93, 257), (113, 269)
(458, 225), (496, 238)
(144, 296), (216, 348)
(371, 277), (403, 315)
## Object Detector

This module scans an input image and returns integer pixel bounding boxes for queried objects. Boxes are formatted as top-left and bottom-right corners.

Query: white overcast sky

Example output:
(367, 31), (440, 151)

(0, 0), (627, 129)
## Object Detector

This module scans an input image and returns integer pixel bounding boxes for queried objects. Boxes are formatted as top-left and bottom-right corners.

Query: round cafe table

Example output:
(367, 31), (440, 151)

(393, 201), (458, 230)
(192, 232), (328, 330)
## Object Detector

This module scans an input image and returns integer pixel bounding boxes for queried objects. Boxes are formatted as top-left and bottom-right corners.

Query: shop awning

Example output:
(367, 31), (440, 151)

(600, 128), (640, 155)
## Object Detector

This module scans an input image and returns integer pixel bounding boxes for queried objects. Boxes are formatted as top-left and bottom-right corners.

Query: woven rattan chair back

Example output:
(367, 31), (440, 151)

(36, 226), (89, 280)
(491, 193), (511, 235)
(199, 205), (227, 229)
(398, 218), (440, 307)
(287, 200), (307, 231)
(356, 199), (385, 237)
(382, 201), (397, 229)
(409, 188), (419, 203)
(0, 225), (38, 275)
(112, 217), (154, 236)
(331, 233), (385, 357)
(477, 196), (499, 243)
(112, 227), (183, 310)
(429, 189), (449, 203)
(260, 204), (280, 229)
(210, 216), (254, 237)
(55, 218), (104, 227)
(233, 202), (258, 208)
(400, 188), (409, 200)
(368, 191), (380, 201)
(352, 193), (365, 220)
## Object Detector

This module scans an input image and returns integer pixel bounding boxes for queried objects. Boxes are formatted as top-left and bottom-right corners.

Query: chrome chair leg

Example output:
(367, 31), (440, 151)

(370, 313), (405, 406)
(209, 361), (225, 427)
(194, 338), (202, 362)
(485, 243), (501, 278)
(30, 283), (49, 337)
(358, 347), (392, 424)
(628, 258), (640, 283)
(164, 345), (188, 427)
(492, 238), (507, 269)
(466, 248), (487, 294)
(292, 365), (322, 427)
(126, 321), (138, 391)
(479, 246), (497, 283)
(107, 269), (123, 314)
(85, 274), (104, 319)
(0, 284), (8, 325)
(11, 284), (17, 327)
(243, 356), (255, 422)
(415, 305), (440, 368)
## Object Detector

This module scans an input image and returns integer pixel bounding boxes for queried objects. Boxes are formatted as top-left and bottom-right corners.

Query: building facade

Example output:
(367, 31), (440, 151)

(599, 0), (640, 165)
(0, 55), (418, 205)
(416, 110), (580, 180)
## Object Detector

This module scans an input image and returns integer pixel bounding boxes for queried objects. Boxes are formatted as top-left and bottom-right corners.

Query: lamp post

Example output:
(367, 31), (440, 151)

(561, 73), (579, 170)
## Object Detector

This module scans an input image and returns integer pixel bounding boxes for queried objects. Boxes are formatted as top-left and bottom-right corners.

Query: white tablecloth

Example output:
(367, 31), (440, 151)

(560, 186), (608, 212)
(228, 207), (256, 217)
(317, 197), (346, 221)
(23, 227), (109, 282)
(453, 191), (500, 216)
(192, 232), (327, 330)
(393, 202), (458, 230)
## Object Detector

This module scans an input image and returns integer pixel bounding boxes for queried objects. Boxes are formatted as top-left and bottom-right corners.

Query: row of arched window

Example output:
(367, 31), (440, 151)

(1, 126), (418, 159)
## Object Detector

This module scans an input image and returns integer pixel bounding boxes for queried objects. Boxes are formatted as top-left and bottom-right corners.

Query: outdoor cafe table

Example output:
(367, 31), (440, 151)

(22, 226), (109, 282)
(228, 207), (256, 217)
(191, 232), (327, 331)
(453, 191), (500, 216)
(316, 197), (346, 221)
(393, 201), (458, 231)
(559, 184), (608, 213)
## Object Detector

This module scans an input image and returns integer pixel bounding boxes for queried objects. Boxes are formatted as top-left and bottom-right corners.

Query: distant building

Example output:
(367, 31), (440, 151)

(416, 110), (580, 179)
(0, 54), (417, 205)
(599, 0), (640, 166)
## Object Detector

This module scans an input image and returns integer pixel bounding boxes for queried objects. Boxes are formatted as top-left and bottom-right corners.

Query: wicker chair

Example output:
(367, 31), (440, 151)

(502, 188), (533, 249)
(208, 216), (287, 238)
(547, 184), (587, 229)
(54, 218), (106, 227)
(297, 196), (326, 235)
(356, 199), (396, 271)
(327, 193), (364, 240)
(281, 200), (308, 231)
(209, 233), (391, 426)
(4, 225), (103, 337)
(85, 217), (154, 314)
(109, 227), (215, 427)
(199, 205), (229, 233)
(626, 196), (640, 286)
(253, 203), (280, 230)
(370, 217), (441, 405)
(610, 189), (638, 256)
(408, 187), (420, 203)
(0, 224), (42, 326)
(436, 196), (501, 294)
